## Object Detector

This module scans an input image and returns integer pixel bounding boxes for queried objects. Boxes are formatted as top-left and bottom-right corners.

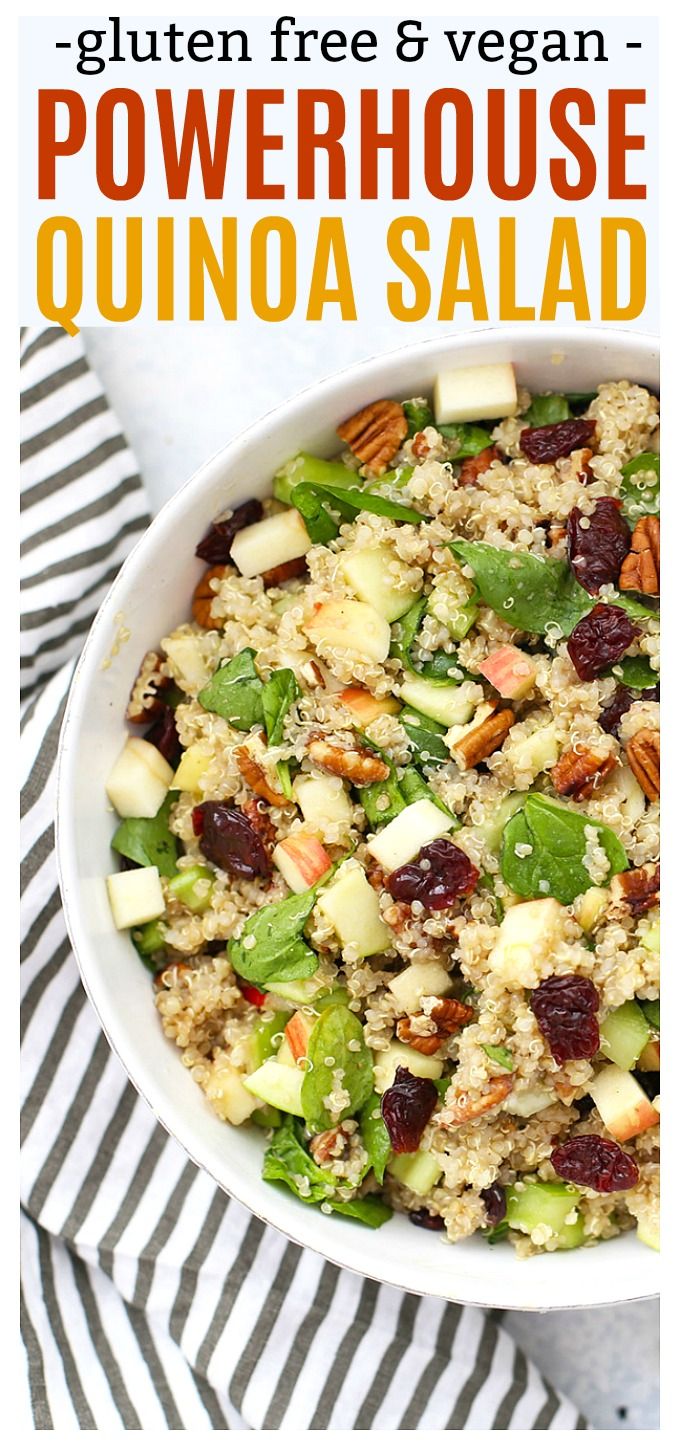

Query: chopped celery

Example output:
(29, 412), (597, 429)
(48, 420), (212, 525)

(132, 918), (167, 958)
(273, 451), (359, 504)
(600, 1000), (651, 1071)
(168, 864), (215, 914)
(245, 1010), (291, 1073)
(506, 1179), (583, 1250)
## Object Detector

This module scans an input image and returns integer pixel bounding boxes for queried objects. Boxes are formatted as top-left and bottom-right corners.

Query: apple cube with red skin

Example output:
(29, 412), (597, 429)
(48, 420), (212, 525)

(479, 645), (537, 700)
(589, 1064), (660, 1143)
(272, 834), (332, 893)
(284, 1010), (314, 1064)
(337, 687), (400, 726)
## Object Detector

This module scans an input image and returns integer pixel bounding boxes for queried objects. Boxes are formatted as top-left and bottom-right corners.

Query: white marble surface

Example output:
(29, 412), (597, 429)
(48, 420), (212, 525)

(82, 324), (660, 1432)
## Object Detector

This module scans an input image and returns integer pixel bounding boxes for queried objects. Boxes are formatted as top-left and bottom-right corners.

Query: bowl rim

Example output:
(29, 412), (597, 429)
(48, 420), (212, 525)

(56, 324), (660, 1311)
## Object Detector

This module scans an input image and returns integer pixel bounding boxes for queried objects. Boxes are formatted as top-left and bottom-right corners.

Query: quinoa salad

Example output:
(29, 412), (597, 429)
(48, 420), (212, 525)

(105, 363), (660, 1256)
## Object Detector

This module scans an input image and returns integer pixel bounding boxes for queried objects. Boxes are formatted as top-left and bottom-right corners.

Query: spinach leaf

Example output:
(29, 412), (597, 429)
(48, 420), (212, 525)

(262, 1117), (341, 1203)
(327, 1196), (393, 1227)
(639, 999), (660, 1030)
(292, 489), (341, 544)
(359, 1093), (392, 1184)
(263, 667), (300, 746)
(482, 1044), (514, 1071)
(400, 706), (450, 768)
(563, 391), (597, 411)
(450, 541), (590, 637)
(438, 423), (495, 457)
(198, 648), (264, 730)
(521, 394), (571, 427)
(301, 1005), (374, 1133)
(611, 657), (660, 690)
(399, 765), (457, 822)
(620, 452), (660, 525)
(403, 397), (434, 436)
(291, 480), (426, 528)
(358, 764), (406, 829)
(391, 598), (468, 682)
(616, 595), (659, 623)
(111, 793), (178, 875)
(229, 886), (319, 985)
(500, 793), (628, 905)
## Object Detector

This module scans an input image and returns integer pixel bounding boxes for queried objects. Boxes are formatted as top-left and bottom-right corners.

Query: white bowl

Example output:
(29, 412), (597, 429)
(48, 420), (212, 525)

(57, 326), (660, 1311)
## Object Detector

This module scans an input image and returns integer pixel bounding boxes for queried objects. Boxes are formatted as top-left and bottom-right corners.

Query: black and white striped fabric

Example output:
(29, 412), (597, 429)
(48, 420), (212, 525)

(20, 325), (587, 1431)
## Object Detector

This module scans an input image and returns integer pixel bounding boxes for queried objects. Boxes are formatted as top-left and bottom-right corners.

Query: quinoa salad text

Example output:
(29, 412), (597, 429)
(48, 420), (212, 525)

(105, 363), (660, 1255)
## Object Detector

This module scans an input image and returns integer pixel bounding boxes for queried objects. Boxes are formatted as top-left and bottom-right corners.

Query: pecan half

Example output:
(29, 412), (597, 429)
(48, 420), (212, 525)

(308, 736), (390, 785)
(192, 565), (226, 629)
(440, 1074), (515, 1126)
(396, 997), (474, 1055)
(261, 556), (307, 588)
(411, 430), (431, 459)
(241, 798), (277, 851)
(551, 744), (618, 801)
(626, 728), (660, 800)
(126, 650), (169, 724)
(309, 1123), (353, 1165)
(458, 446), (501, 487)
(619, 516), (660, 594)
(611, 862), (660, 918)
(337, 399), (407, 475)
(449, 708), (514, 770)
(233, 745), (288, 806)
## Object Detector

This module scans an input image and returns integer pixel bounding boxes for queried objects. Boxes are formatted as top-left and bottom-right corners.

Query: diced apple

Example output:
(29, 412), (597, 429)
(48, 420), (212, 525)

(387, 1150), (443, 1196)
(293, 774), (354, 829)
(635, 1203), (660, 1251)
(479, 645), (537, 701)
(637, 1039), (660, 1072)
(276, 1037), (297, 1067)
(230, 509), (312, 579)
(641, 921), (660, 953)
(205, 1061), (260, 1125)
(589, 1064), (660, 1142)
(304, 599), (391, 665)
(426, 577), (478, 641)
(317, 863), (392, 957)
(106, 865), (165, 930)
(488, 898), (566, 989)
(400, 674), (483, 728)
(243, 1059), (304, 1116)
(339, 546), (421, 623)
(600, 1001), (651, 1072)
(433, 363), (517, 425)
(505, 1085), (558, 1117)
(272, 834), (332, 893)
(106, 736), (173, 819)
(172, 742), (215, 792)
(373, 1041), (443, 1094)
(504, 724), (559, 780)
(337, 687), (400, 726)
(284, 1009), (314, 1063)
(367, 798), (453, 872)
(389, 962), (452, 1016)
(576, 886), (609, 934)
(162, 633), (212, 692)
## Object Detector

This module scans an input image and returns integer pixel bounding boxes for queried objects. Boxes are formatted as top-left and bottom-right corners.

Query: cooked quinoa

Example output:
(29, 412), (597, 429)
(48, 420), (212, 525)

(105, 370), (660, 1256)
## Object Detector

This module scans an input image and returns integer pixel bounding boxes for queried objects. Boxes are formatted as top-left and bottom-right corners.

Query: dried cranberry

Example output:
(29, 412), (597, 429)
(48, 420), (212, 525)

(386, 838), (479, 911)
(599, 683), (659, 737)
(195, 499), (263, 564)
(144, 705), (180, 764)
(530, 975), (600, 1066)
(567, 499), (631, 595)
(193, 801), (271, 879)
(520, 418), (596, 463)
(237, 979), (267, 1008)
(480, 1182), (507, 1227)
(551, 1134), (639, 1192)
(381, 1067), (438, 1154)
(567, 604), (639, 682)
(409, 1208), (445, 1231)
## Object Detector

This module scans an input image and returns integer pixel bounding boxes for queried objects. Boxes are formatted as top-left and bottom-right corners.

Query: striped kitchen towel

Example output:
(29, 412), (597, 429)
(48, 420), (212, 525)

(19, 324), (587, 1431)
